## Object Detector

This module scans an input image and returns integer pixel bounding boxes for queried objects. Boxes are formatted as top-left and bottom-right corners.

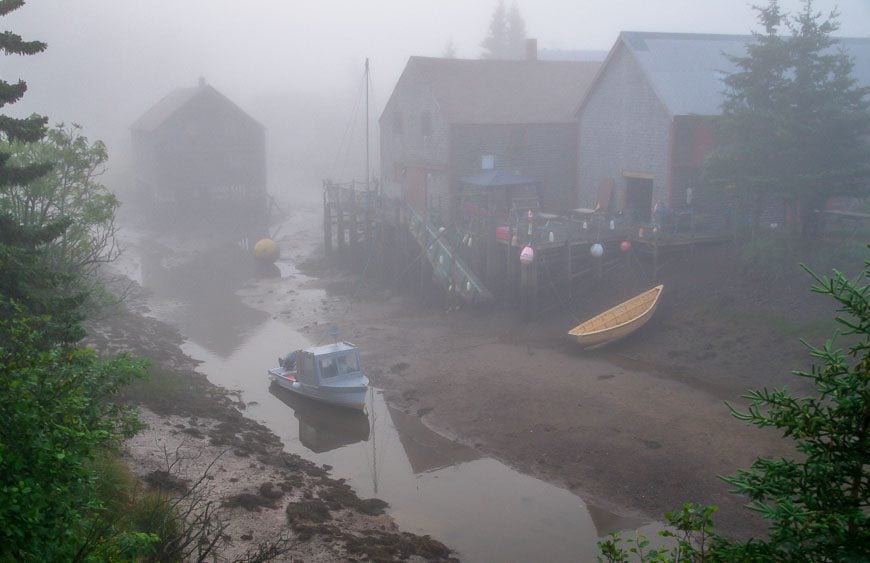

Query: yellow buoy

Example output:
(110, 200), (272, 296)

(253, 238), (279, 263)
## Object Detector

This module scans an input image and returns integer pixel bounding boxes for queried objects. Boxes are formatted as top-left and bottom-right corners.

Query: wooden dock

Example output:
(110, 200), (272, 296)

(322, 181), (729, 319)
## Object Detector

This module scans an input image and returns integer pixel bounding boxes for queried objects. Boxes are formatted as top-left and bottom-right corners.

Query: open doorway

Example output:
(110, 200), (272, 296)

(624, 175), (653, 223)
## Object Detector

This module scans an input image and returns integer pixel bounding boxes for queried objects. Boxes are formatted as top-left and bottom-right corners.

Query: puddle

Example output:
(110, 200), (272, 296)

(133, 225), (659, 561)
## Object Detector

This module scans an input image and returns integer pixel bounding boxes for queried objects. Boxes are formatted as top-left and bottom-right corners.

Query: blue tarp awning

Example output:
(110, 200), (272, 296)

(461, 170), (537, 188)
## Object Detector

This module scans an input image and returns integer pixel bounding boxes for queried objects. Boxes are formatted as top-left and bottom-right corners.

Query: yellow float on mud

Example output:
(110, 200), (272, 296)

(253, 238), (279, 264)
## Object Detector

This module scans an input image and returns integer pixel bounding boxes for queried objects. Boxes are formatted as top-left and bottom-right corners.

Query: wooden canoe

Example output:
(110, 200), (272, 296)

(568, 285), (663, 349)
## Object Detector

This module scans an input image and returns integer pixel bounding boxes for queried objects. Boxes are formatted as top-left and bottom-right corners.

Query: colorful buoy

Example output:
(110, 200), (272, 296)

(520, 245), (535, 264)
(253, 238), (279, 263)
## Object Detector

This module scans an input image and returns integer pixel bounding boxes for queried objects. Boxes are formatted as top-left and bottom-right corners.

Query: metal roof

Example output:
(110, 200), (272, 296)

(395, 56), (600, 124)
(618, 31), (870, 117)
(304, 341), (358, 357)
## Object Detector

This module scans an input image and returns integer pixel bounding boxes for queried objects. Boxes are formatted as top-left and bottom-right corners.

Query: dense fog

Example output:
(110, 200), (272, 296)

(3, 0), (867, 200)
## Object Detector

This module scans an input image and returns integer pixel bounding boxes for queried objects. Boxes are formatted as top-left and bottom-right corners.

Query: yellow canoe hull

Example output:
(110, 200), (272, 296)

(568, 285), (663, 349)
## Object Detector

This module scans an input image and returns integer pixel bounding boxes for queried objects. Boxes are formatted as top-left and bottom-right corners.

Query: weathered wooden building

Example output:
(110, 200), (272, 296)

(577, 32), (870, 230)
(379, 55), (600, 221)
(131, 79), (267, 232)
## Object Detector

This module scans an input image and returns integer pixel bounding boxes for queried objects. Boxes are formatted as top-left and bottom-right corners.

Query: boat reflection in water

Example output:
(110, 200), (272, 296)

(268, 382), (370, 453)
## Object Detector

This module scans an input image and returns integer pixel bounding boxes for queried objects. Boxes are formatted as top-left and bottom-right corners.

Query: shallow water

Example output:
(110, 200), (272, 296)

(135, 232), (659, 562)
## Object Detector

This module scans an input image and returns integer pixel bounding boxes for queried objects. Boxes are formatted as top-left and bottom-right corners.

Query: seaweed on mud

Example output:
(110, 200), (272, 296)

(143, 469), (188, 493)
(315, 477), (390, 516)
(357, 498), (389, 516)
(222, 492), (278, 512)
(344, 530), (454, 561)
(285, 499), (332, 525)
(180, 426), (205, 439)
(258, 482), (284, 500)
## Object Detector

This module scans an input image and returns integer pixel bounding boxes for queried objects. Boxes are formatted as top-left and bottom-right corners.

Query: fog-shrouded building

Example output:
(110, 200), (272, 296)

(379, 55), (600, 221)
(131, 79), (266, 233)
(577, 32), (870, 230)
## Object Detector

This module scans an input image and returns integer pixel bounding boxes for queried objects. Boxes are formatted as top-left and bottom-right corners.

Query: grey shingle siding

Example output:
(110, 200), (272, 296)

(578, 44), (671, 214)
(380, 57), (599, 218)
(450, 123), (578, 213)
(379, 64), (451, 204)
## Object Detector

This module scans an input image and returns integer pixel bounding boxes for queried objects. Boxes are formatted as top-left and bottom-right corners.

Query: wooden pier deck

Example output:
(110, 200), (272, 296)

(322, 180), (731, 319)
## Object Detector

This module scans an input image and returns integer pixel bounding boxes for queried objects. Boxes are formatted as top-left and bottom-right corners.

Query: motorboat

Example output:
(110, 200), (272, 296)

(268, 341), (369, 410)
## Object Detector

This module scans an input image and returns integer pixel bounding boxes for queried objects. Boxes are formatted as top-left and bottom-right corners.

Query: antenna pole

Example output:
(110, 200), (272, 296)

(365, 57), (370, 192)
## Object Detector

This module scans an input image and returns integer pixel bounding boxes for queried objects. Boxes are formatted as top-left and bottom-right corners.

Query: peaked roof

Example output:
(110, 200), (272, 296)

(388, 56), (601, 124)
(591, 31), (870, 117)
(131, 83), (264, 132)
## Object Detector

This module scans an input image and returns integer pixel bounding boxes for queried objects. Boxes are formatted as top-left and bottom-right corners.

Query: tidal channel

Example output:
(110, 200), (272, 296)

(130, 233), (659, 562)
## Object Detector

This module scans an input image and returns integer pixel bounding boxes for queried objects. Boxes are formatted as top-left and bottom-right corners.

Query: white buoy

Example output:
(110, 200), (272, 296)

(590, 243), (604, 257)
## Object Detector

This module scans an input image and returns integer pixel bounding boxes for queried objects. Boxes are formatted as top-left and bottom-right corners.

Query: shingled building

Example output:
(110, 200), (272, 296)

(131, 79), (266, 232)
(379, 56), (600, 220)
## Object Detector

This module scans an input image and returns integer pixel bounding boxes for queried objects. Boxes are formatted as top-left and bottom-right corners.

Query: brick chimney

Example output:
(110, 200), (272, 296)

(525, 38), (537, 61)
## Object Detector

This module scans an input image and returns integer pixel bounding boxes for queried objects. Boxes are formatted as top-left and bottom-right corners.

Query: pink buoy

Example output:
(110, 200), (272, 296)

(520, 245), (535, 264)
(620, 240), (631, 252)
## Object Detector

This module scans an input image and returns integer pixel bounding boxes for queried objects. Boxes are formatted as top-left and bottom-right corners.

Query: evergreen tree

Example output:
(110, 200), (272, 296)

(480, 0), (507, 60)
(442, 39), (457, 59)
(706, 0), (870, 242)
(0, 1), (85, 347)
(506, 2), (528, 59)
(480, 1), (528, 60)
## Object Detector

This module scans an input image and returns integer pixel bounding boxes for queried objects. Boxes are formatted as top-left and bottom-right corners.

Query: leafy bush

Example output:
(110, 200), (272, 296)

(0, 307), (147, 560)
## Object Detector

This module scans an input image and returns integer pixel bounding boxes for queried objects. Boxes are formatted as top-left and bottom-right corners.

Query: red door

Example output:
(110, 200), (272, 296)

(404, 167), (428, 215)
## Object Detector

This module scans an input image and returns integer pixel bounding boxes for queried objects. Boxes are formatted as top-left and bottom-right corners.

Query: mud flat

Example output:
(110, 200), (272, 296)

(248, 202), (817, 542)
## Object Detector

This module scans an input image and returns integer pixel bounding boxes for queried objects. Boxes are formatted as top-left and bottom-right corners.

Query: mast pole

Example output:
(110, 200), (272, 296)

(365, 57), (370, 192)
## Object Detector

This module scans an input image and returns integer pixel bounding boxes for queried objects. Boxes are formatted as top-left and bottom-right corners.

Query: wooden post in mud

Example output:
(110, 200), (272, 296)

(323, 188), (333, 255)
(349, 193), (359, 266)
(418, 244), (428, 298)
(485, 232), (499, 291)
(336, 189), (346, 257)
(520, 259), (538, 321)
(393, 205), (403, 285)
(363, 193), (373, 269)
(562, 242), (572, 300)
(506, 241), (518, 303)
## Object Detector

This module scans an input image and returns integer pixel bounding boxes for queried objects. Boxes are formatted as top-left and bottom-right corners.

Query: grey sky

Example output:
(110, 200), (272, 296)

(3, 0), (869, 191)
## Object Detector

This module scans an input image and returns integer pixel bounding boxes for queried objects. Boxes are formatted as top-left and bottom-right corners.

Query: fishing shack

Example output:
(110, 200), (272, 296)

(131, 78), (267, 236)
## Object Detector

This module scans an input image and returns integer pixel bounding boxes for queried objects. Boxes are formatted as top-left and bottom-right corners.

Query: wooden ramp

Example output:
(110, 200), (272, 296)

(406, 206), (493, 303)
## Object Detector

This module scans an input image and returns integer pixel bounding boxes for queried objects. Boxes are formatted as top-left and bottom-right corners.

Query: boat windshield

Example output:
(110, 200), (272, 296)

(318, 352), (360, 379)
(337, 353), (360, 374)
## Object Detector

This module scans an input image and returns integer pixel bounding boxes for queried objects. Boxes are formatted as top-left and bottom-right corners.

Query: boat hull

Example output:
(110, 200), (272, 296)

(268, 368), (368, 410)
(568, 285), (663, 349)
